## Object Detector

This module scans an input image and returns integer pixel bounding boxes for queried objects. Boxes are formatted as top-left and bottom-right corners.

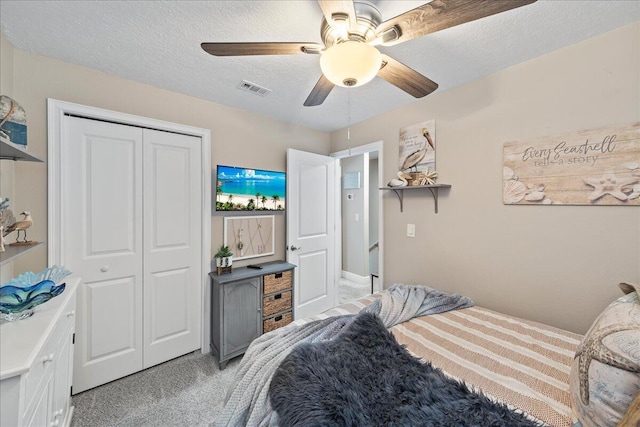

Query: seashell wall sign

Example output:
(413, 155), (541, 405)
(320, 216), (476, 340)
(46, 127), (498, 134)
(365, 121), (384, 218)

(503, 122), (640, 205)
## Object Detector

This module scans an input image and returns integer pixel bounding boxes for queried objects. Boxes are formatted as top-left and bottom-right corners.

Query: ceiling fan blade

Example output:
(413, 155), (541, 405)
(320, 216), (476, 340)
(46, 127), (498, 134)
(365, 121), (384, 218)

(377, 55), (438, 98)
(201, 42), (323, 56)
(317, 0), (357, 29)
(304, 75), (335, 106)
(375, 0), (537, 46)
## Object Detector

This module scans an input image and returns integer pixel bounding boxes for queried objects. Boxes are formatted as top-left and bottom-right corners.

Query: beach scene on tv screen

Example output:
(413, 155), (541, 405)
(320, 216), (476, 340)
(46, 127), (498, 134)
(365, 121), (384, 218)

(216, 165), (286, 211)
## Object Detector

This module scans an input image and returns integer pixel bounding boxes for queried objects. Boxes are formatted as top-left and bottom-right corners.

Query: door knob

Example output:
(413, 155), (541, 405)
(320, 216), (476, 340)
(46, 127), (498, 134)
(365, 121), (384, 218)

(100, 266), (109, 272)
(288, 245), (302, 251)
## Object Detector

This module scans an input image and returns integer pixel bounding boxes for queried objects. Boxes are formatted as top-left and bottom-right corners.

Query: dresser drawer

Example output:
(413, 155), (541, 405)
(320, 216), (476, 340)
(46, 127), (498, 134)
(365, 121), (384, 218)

(56, 292), (77, 345)
(263, 311), (292, 333)
(262, 290), (292, 317)
(263, 270), (292, 294)
(22, 289), (77, 414)
(23, 324), (59, 414)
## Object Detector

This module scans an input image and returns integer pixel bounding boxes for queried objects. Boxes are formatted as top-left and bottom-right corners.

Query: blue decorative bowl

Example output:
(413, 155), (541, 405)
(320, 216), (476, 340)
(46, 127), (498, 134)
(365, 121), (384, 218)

(0, 266), (71, 321)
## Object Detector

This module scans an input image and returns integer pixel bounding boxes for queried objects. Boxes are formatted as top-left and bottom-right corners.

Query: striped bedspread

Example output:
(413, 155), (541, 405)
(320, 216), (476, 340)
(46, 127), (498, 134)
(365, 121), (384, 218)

(296, 295), (582, 427)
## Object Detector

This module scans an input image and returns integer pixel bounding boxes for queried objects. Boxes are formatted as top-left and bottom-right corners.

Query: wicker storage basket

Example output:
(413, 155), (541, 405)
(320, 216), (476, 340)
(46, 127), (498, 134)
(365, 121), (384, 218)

(262, 291), (292, 317)
(263, 270), (292, 294)
(263, 311), (292, 333)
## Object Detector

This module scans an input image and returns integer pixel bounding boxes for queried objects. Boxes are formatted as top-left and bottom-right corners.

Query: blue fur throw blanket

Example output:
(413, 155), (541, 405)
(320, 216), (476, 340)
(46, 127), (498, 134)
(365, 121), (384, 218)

(217, 284), (474, 426)
(269, 312), (541, 427)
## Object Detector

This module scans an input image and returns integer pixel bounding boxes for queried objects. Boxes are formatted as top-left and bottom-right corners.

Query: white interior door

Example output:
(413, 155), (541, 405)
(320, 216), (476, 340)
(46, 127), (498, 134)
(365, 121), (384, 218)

(286, 149), (337, 319)
(143, 129), (201, 367)
(64, 117), (144, 393)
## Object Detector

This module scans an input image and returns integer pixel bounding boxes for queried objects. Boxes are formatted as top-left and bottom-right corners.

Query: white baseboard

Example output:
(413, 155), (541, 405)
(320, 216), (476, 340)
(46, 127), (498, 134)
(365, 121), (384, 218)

(341, 270), (370, 286)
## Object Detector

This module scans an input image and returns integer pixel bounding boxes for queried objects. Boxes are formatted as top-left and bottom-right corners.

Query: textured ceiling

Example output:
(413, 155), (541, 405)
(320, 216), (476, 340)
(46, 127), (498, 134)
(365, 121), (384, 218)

(1, 1), (638, 132)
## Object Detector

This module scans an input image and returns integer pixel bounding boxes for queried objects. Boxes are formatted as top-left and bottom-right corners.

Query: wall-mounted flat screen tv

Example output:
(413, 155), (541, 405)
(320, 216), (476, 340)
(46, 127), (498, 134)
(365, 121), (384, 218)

(216, 165), (286, 211)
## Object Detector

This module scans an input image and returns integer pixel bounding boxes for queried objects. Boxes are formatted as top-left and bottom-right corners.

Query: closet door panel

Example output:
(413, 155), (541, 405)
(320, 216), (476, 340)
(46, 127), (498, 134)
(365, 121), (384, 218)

(63, 117), (144, 393)
(148, 268), (189, 340)
(143, 129), (202, 368)
(85, 277), (138, 358)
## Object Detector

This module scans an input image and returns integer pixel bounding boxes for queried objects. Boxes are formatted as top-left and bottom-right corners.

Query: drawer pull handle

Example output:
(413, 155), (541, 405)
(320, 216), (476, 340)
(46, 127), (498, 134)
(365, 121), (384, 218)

(275, 272), (283, 279)
(42, 353), (54, 363)
(274, 315), (283, 322)
(50, 419), (60, 427)
(274, 294), (282, 300)
(100, 265), (109, 272)
(66, 310), (75, 317)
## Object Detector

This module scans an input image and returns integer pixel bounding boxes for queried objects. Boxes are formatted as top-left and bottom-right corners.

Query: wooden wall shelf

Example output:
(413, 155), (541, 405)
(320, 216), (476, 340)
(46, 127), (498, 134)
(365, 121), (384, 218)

(0, 242), (45, 267)
(380, 184), (452, 213)
(1, 139), (45, 265)
(0, 139), (43, 162)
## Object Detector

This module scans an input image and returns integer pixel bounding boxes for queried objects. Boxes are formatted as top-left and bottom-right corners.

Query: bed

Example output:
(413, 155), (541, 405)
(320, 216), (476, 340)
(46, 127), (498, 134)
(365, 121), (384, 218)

(216, 283), (640, 427)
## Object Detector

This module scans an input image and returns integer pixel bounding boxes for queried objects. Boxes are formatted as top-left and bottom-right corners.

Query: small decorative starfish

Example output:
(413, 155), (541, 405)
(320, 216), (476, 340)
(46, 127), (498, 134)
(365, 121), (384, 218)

(575, 322), (640, 405)
(583, 172), (638, 202)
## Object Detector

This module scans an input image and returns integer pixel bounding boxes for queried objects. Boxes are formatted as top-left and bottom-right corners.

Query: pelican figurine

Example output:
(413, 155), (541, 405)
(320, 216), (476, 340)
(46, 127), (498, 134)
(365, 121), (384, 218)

(401, 128), (434, 172)
(387, 172), (412, 187)
(4, 211), (33, 243)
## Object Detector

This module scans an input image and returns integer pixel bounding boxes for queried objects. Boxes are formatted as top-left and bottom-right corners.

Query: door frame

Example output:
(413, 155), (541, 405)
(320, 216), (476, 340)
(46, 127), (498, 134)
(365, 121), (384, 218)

(331, 141), (384, 292)
(47, 99), (212, 353)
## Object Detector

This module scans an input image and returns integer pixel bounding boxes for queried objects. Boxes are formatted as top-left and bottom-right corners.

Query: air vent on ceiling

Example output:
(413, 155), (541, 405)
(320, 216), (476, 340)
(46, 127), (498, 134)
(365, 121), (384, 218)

(237, 80), (272, 97)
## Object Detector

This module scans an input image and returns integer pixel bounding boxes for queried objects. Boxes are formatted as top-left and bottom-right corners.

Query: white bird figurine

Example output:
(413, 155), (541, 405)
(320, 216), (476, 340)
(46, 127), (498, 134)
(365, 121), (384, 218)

(387, 172), (412, 187)
(401, 128), (434, 172)
(4, 211), (33, 243)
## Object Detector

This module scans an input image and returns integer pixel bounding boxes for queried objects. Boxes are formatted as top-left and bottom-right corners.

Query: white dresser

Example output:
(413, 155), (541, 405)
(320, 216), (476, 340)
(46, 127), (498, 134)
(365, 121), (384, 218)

(0, 277), (79, 427)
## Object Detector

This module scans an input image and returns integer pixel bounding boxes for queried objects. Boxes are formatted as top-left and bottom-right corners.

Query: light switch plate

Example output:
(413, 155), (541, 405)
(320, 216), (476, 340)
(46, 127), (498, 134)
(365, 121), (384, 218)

(407, 223), (415, 238)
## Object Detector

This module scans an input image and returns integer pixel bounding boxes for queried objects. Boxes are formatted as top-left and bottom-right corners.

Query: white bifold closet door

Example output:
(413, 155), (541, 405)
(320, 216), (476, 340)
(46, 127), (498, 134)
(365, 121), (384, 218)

(63, 116), (201, 393)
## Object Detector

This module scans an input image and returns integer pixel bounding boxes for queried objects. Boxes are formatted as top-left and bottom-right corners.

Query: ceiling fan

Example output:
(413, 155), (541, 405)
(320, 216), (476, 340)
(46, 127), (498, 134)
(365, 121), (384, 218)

(201, 0), (536, 106)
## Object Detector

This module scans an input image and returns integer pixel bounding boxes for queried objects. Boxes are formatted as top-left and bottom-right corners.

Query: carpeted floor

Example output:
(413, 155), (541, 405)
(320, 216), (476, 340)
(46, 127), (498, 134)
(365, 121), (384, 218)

(338, 277), (372, 304)
(71, 351), (240, 427)
(71, 279), (374, 426)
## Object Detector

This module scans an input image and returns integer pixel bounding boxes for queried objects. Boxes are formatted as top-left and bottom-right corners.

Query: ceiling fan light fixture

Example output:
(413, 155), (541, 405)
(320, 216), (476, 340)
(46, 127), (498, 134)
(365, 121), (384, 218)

(320, 41), (382, 88)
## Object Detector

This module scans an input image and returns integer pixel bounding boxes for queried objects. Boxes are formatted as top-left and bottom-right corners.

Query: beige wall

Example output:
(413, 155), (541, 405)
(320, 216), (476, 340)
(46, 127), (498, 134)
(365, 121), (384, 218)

(341, 154), (367, 277)
(0, 32), (16, 283)
(368, 157), (379, 276)
(330, 22), (640, 334)
(3, 21), (639, 334)
(0, 33), (14, 96)
(1, 32), (330, 275)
